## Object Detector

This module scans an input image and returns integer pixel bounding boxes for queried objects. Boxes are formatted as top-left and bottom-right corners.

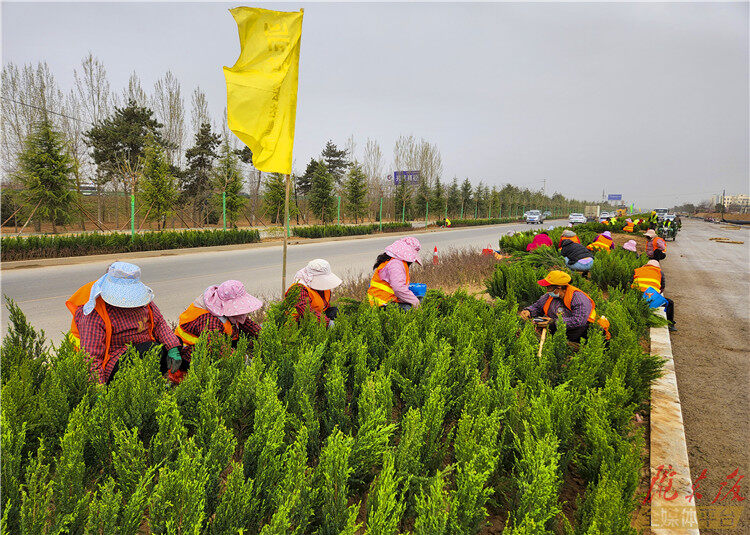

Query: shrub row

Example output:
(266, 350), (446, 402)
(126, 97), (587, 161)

(0, 228), (262, 262)
(291, 222), (412, 239)
(1, 248), (662, 533)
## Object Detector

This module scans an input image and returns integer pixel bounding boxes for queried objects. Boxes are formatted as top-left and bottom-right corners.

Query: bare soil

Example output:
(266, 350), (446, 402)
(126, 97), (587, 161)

(662, 220), (749, 534)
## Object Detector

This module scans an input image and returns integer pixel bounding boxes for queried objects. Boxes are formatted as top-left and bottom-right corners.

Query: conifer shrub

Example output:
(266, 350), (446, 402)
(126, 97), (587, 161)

(292, 222), (411, 238)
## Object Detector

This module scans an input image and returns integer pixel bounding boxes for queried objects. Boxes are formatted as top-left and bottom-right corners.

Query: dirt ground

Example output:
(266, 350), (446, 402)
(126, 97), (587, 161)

(662, 219), (749, 533)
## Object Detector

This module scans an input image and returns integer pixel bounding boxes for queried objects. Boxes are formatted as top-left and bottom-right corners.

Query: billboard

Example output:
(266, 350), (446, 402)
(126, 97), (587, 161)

(393, 170), (420, 185)
(607, 194), (622, 201)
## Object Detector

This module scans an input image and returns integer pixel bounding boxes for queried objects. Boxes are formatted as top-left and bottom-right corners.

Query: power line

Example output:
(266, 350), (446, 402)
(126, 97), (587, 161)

(0, 96), (90, 125)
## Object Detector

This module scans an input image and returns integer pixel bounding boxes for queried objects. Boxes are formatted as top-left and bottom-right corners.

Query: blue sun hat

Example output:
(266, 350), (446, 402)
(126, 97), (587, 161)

(83, 262), (154, 314)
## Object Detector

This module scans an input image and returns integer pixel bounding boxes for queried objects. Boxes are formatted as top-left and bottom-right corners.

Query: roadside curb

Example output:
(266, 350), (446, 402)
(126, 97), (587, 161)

(650, 308), (700, 534)
(0, 222), (524, 271)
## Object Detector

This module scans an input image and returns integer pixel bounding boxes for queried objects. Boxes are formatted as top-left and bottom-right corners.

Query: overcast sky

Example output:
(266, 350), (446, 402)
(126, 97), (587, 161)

(2, 1), (747, 207)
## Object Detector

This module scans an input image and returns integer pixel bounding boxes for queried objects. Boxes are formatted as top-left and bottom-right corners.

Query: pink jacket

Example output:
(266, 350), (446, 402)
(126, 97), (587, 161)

(379, 260), (420, 307)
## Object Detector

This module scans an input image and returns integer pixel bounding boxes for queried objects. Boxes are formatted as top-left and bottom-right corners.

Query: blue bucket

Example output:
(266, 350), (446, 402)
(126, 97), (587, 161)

(643, 287), (667, 308)
(409, 283), (427, 298)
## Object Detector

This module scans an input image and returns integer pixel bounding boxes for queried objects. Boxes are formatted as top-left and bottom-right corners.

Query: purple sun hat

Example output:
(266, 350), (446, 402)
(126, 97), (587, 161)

(203, 280), (262, 317)
(602, 231), (612, 239)
(385, 237), (422, 265)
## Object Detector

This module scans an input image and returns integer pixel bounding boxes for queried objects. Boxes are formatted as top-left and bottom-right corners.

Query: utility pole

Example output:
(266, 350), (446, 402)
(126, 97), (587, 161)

(721, 188), (726, 221)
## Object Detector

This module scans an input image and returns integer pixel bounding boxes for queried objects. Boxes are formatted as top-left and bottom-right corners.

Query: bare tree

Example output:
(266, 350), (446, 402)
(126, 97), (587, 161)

(417, 138), (442, 188)
(121, 72), (148, 108)
(73, 53), (113, 222)
(1, 62), (65, 177)
(345, 134), (358, 165)
(190, 86), (210, 135)
(61, 90), (89, 230)
(151, 71), (185, 166)
(362, 138), (386, 216)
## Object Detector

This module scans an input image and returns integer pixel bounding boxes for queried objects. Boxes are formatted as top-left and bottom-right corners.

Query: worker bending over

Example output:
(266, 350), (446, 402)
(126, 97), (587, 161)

(175, 280), (263, 373)
(66, 262), (182, 384)
(632, 260), (676, 331)
(623, 219), (635, 233)
(644, 229), (667, 260)
(557, 229), (581, 249)
(520, 270), (610, 343)
(587, 230), (615, 252)
(558, 232), (595, 272)
(526, 232), (553, 251)
(285, 259), (342, 326)
(368, 237), (422, 310)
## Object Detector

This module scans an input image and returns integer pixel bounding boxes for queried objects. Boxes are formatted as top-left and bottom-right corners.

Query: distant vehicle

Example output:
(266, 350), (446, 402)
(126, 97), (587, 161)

(525, 210), (546, 224)
(543, 210), (552, 218)
(584, 205), (600, 221)
(663, 213), (676, 221)
(568, 213), (587, 225)
(598, 211), (612, 222)
(654, 208), (669, 221)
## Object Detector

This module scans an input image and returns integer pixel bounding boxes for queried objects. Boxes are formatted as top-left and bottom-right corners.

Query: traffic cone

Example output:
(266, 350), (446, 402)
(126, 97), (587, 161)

(433, 246), (439, 265)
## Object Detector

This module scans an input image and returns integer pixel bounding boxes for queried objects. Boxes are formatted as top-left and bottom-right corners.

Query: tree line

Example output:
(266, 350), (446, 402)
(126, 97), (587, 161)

(1, 56), (601, 234)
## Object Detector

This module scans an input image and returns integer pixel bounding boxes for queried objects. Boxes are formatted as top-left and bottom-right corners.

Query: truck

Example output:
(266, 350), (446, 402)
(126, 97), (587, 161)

(584, 205), (600, 222)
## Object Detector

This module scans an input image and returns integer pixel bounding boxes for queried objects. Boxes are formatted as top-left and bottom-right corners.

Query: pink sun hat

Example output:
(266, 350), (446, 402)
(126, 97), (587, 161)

(203, 280), (262, 317)
(385, 237), (422, 265)
(622, 240), (637, 252)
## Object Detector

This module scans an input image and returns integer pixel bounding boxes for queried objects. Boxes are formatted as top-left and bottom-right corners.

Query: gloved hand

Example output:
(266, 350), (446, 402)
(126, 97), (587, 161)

(167, 347), (182, 373)
(324, 306), (339, 320)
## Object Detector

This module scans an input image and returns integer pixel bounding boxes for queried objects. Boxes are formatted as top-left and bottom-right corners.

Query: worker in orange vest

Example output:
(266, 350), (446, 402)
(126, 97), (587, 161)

(175, 280), (263, 378)
(285, 259), (342, 326)
(557, 229), (581, 249)
(644, 229), (667, 260)
(587, 231), (615, 252)
(623, 219), (635, 233)
(632, 260), (675, 331)
(519, 270), (610, 342)
(368, 237), (422, 310)
(65, 262), (182, 384)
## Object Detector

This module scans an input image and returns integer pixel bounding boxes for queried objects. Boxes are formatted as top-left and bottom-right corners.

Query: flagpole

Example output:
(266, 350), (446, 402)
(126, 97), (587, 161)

(282, 173), (291, 295)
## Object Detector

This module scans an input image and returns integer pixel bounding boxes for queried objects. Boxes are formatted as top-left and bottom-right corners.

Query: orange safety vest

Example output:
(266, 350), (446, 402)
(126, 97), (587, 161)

(286, 284), (331, 319)
(175, 304), (234, 346)
(587, 236), (614, 252)
(65, 281), (154, 371)
(541, 284), (611, 340)
(623, 223), (634, 233)
(367, 260), (409, 307)
(651, 237), (667, 252)
(558, 235), (581, 248)
(632, 265), (662, 293)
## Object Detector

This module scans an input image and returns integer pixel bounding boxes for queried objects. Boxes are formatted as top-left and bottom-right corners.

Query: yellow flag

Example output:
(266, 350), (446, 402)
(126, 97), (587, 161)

(224, 7), (303, 174)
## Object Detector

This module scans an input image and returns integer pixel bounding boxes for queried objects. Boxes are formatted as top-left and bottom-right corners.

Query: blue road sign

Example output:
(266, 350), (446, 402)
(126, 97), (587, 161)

(394, 170), (420, 185)
(608, 194), (622, 201)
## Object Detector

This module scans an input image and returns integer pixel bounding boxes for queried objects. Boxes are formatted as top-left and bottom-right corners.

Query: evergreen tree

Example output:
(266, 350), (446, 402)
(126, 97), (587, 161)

(414, 178), (431, 219)
(460, 178), (473, 217)
(309, 161), (336, 223)
(212, 138), (246, 227)
(297, 158), (317, 196)
(263, 173), (286, 224)
(431, 176), (445, 219)
(140, 134), (177, 229)
(447, 178), (461, 217)
(394, 180), (412, 222)
(344, 165), (368, 223)
(17, 119), (75, 233)
(234, 146), (253, 166)
(85, 99), (166, 184)
(473, 183), (485, 218)
(184, 122), (220, 224)
(321, 141), (349, 186)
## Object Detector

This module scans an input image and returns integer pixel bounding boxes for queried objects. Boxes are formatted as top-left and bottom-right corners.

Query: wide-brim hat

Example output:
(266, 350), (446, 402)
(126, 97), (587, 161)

(295, 259), (343, 291)
(385, 237), (422, 265)
(644, 229), (656, 238)
(561, 230), (576, 237)
(204, 280), (262, 317)
(646, 259), (661, 268)
(84, 261), (153, 314)
(623, 240), (637, 252)
(538, 270), (572, 287)
(602, 231), (612, 239)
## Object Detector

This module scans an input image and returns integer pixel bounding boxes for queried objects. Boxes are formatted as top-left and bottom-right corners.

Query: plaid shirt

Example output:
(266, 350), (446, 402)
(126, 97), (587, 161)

(525, 290), (592, 330)
(286, 283), (330, 325)
(180, 313), (261, 360)
(646, 237), (667, 257)
(74, 302), (180, 383)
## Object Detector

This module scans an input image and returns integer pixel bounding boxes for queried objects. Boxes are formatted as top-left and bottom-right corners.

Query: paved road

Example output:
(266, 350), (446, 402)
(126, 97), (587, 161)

(1, 221), (561, 341)
(663, 219), (749, 534)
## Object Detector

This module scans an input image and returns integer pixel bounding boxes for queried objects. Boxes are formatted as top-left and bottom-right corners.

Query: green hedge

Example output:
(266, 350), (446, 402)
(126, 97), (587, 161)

(435, 217), (516, 227)
(291, 222), (411, 239)
(1, 228), (261, 261)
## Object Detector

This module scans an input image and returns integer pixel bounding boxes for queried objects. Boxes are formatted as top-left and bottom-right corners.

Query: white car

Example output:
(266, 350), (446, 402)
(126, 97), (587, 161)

(598, 211), (612, 222)
(568, 213), (586, 225)
(525, 210), (545, 224)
